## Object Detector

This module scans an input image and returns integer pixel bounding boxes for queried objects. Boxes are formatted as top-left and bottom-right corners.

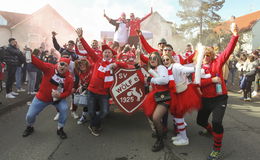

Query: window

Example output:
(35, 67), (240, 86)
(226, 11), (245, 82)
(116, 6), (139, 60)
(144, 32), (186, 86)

(0, 15), (7, 25)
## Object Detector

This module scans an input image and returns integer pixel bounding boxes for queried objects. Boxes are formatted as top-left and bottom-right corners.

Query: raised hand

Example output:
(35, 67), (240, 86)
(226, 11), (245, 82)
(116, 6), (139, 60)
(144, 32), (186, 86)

(52, 31), (57, 37)
(103, 9), (106, 17)
(136, 29), (142, 36)
(76, 28), (83, 38)
(230, 22), (238, 36)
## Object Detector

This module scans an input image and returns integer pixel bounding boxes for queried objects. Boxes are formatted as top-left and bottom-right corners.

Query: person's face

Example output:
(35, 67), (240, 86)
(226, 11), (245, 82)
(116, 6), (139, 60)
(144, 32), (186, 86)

(149, 54), (159, 67)
(163, 47), (172, 55)
(203, 53), (212, 64)
(79, 62), (87, 72)
(57, 62), (69, 75)
(103, 49), (113, 61)
(91, 40), (98, 49)
(162, 55), (171, 67)
(10, 40), (17, 47)
(158, 43), (166, 51)
(186, 45), (192, 51)
(78, 42), (84, 50)
(67, 42), (75, 50)
(130, 13), (135, 20)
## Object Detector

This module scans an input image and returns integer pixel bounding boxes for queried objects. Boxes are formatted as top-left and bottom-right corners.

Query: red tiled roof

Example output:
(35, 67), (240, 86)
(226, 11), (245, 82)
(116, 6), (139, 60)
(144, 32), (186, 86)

(215, 10), (260, 33)
(0, 11), (29, 27)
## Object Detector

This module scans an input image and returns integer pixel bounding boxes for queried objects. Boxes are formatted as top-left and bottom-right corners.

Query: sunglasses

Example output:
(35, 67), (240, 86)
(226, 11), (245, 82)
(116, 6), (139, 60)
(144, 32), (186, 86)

(59, 62), (67, 66)
(149, 56), (157, 61)
(205, 54), (211, 57)
(163, 58), (170, 62)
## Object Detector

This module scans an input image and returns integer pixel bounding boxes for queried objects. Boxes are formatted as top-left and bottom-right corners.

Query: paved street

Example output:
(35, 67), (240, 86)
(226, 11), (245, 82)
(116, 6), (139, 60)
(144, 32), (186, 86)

(0, 101), (177, 160)
(0, 91), (259, 160)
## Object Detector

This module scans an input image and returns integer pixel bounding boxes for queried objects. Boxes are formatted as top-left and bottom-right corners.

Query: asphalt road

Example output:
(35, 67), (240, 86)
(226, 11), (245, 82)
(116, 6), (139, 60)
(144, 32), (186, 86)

(0, 103), (178, 160)
(0, 91), (259, 160)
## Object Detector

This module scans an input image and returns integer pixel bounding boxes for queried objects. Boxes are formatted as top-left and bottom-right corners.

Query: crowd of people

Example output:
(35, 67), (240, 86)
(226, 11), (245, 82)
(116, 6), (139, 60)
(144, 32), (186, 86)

(0, 10), (259, 160)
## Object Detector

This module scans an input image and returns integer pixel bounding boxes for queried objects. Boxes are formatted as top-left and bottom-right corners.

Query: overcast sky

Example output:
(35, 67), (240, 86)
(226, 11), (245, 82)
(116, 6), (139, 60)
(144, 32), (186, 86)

(0, 0), (259, 40)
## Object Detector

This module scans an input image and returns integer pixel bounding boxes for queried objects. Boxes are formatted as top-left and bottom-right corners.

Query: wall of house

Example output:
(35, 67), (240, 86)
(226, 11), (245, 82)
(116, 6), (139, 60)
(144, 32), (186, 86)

(252, 20), (260, 50)
(11, 9), (76, 50)
(240, 31), (253, 53)
(0, 28), (11, 46)
(141, 12), (175, 50)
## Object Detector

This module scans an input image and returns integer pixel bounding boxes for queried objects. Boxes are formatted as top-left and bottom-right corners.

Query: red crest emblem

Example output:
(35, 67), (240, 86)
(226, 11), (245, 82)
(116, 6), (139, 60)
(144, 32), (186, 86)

(110, 68), (149, 114)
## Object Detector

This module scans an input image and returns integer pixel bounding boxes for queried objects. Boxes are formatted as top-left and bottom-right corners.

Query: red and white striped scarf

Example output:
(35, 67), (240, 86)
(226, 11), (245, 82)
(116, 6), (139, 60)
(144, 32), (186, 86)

(97, 59), (114, 88)
(201, 64), (212, 78)
(167, 64), (176, 92)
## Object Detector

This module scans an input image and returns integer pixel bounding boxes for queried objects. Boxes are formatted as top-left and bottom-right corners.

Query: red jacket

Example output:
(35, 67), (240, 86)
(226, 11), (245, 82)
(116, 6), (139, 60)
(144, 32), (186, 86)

(200, 35), (239, 98)
(129, 12), (152, 36)
(32, 55), (73, 102)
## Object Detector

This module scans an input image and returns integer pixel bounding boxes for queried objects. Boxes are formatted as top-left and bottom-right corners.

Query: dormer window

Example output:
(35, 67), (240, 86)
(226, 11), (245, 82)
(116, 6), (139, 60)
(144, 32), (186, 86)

(0, 15), (7, 25)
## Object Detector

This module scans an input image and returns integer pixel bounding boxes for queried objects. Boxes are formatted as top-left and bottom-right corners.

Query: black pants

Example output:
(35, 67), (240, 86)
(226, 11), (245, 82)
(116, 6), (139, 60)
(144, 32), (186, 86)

(197, 95), (228, 134)
(243, 79), (254, 99)
(6, 65), (17, 94)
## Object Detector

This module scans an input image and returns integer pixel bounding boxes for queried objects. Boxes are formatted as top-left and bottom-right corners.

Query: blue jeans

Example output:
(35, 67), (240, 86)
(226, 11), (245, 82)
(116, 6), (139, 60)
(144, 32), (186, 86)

(26, 97), (68, 128)
(15, 66), (22, 89)
(87, 91), (109, 127)
(229, 68), (236, 84)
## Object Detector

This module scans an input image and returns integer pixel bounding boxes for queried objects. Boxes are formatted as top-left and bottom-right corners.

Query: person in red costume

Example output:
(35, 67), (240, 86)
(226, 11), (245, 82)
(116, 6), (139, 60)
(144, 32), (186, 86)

(75, 28), (129, 136)
(137, 30), (195, 65)
(197, 23), (239, 160)
(141, 51), (170, 152)
(22, 56), (74, 139)
(73, 58), (93, 125)
(128, 8), (153, 48)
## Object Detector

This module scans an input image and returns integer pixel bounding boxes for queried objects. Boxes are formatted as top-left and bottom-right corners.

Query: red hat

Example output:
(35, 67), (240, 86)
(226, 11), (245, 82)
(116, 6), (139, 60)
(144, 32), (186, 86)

(59, 57), (71, 65)
(102, 44), (117, 56)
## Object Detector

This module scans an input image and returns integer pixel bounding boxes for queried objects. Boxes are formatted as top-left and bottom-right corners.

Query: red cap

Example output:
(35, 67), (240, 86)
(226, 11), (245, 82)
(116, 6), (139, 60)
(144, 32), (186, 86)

(102, 44), (117, 56)
(59, 57), (71, 65)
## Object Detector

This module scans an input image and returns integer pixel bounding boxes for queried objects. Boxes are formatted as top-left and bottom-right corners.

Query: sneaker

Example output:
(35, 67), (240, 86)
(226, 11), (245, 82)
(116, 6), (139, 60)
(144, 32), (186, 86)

(88, 125), (100, 136)
(6, 93), (16, 99)
(172, 137), (189, 146)
(17, 88), (26, 92)
(71, 111), (79, 119)
(53, 113), (60, 121)
(11, 92), (19, 96)
(22, 126), (34, 137)
(246, 98), (252, 102)
(207, 150), (221, 160)
(30, 92), (37, 95)
(238, 90), (243, 93)
(252, 91), (258, 97)
(77, 115), (87, 125)
(57, 128), (67, 139)
(171, 134), (182, 141)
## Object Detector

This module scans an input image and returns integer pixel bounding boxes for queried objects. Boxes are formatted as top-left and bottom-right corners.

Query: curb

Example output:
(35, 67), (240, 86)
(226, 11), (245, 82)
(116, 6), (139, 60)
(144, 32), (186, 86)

(0, 95), (33, 115)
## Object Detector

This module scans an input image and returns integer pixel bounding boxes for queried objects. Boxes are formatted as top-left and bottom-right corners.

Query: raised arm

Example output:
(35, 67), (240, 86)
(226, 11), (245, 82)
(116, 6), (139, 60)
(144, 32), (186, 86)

(52, 31), (65, 53)
(217, 24), (239, 67)
(76, 28), (99, 62)
(31, 55), (52, 73)
(140, 7), (153, 22)
(137, 30), (158, 54)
